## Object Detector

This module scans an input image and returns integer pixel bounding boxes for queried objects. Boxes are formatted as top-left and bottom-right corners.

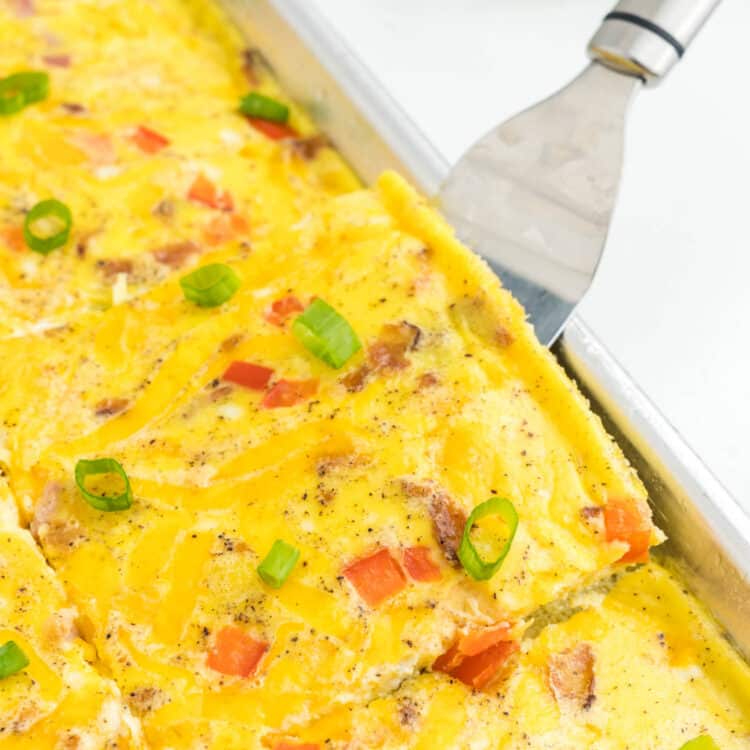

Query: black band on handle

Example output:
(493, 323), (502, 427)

(604, 11), (685, 57)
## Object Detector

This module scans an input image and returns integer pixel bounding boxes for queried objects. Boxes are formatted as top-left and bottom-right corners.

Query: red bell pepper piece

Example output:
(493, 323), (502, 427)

(206, 626), (268, 677)
(262, 379), (318, 409)
(222, 361), (274, 391)
(402, 546), (441, 582)
(343, 548), (407, 607)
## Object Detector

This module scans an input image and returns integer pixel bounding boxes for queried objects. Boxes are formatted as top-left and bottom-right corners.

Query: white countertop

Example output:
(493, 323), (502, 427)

(313, 0), (750, 510)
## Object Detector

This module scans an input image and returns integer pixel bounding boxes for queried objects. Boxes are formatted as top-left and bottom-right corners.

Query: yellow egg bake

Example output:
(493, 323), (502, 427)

(0, 0), (748, 748)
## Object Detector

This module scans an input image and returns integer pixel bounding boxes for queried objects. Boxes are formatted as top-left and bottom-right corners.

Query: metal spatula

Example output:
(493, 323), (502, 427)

(438, 0), (720, 345)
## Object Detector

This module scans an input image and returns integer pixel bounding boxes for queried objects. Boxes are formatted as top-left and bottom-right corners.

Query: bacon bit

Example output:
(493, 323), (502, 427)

(273, 743), (319, 750)
(397, 696), (419, 728)
(343, 549), (407, 607)
(417, 372), (439, 390)
(368, 322), (421, 372)
(495, 325), (515, 347)
(241, 48), (264, 85)
(44, 608), (79, 646)
(188, 174), (234, 212)
(247, 117), (298, 141)
(42, 53), (71, 68)
(289, 134), (331, 160)
(94, 397), (130, 417)
(402, 546), (442, 582)
(130, 125), (170, 154)
(206, 626), (268, 678)
(126, 686), (169, 716)
(152, 200), (174, 219)
(11, 0), (34, 17)
(60, 102), (87, 115)
(96, 258), (133, 278)
(548, 643), (596, 710)
(603, 497), (652, 563)
(1, 226), (25, 252)
(30, 483), (82, 550)
(340, 364), (371, 393)
(68, 131), (116, 165)
(203, 213), (249, 246)
(208, 385), (233, 402)
(220, 333), (243, 353)
(401, 480), (466, 565)
(316, 452), (369, 476)
(262, 379), (317, 409)
(222, 361), (274, 391)
(151, 240), (200, 269)
(430, 494), (466, 565)
(264, 295), (304, 327)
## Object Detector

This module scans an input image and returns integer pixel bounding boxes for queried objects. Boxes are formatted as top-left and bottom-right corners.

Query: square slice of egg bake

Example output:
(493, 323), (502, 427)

(0, 0), (748, 749)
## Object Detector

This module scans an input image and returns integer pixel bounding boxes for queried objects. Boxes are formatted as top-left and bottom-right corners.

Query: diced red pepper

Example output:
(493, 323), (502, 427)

(274, 743), (320, 750)
(448, 640), (519, 690)
(68, 131), (115, 165)
(604, 497), (652, 563)
(343, 548), (407, 607)
(246, 116), (298, 141)
(188, 173), (234, 212)
(434, 624), (518, 690)
(42, 54), (71, 68)
(222, 361), (274, 391)
(456, 623), (513, 656)
(203, 214), (249, 246)
(130, 125), (170, 154)
(1, 226), (25, 252)
(261, 379), (318, 409)
(402, 546), (441, 582)
(265, 295), (305, 327)
(206, 626), (268, 677)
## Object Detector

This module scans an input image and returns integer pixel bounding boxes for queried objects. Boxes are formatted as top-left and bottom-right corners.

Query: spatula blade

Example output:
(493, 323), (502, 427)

(438, 62), (639, 345)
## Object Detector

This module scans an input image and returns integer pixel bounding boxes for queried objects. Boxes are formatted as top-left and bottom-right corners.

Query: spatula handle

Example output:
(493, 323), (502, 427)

(588, 0), (721, 85)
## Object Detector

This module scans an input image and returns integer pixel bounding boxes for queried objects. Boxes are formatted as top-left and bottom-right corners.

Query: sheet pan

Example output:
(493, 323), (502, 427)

(219, 0), (750, 659)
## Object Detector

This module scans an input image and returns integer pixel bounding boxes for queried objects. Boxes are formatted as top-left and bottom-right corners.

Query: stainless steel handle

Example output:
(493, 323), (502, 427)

(587, 0), (721, 85)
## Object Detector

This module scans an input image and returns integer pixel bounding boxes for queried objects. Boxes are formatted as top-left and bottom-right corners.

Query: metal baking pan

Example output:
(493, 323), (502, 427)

(218, 0), (750, 659)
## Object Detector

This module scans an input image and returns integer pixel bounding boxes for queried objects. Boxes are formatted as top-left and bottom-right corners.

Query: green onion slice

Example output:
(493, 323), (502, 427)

(679, 737), (720, 750)
(0, 71), (49, 116)
(292, 298), (362, 369)
(0, 641), (29, 680)
(458, 497), (518, 581)
(239, 92), (289, 123)
(180, 263), (241, 308)
(23, 199), (72, 254)
(257, 539), (300, 589)
(75, 458), (132, 512)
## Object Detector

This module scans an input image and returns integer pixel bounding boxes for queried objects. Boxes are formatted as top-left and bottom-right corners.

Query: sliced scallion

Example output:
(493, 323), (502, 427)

(0, 71), (49, 116)
(239, 92), (289, 123)
(180, 263), (240, 308)
(0, 641), (29, 680)
(458, 497), (518, 581)
(292, 298), (361, 369)
(23, 199), (72, 254)
(257, 539), (300, 589)
(75, 457), (132, 512)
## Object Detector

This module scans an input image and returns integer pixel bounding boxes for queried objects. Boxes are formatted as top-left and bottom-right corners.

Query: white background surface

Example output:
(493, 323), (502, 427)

(313, 0), (750, 509)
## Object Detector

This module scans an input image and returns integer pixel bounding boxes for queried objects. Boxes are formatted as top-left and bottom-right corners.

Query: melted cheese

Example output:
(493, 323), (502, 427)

(0, 0), (747, 748)
(283, 564), (750, 749)
(0, 483), (137, 748)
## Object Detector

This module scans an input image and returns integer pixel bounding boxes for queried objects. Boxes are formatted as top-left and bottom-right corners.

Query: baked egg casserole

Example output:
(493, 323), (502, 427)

(0, 0), (749, 748)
